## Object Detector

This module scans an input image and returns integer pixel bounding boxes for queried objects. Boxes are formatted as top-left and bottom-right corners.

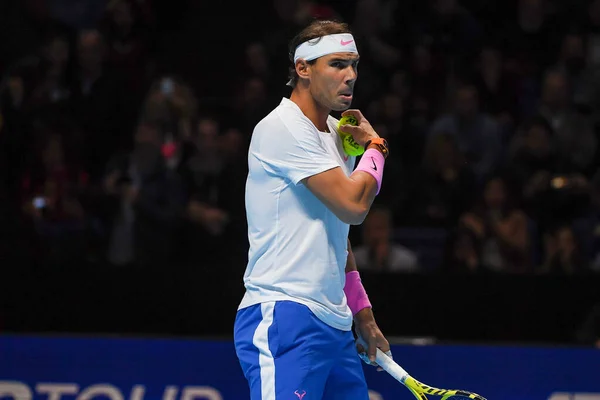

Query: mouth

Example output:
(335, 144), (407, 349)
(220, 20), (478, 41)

(339, 92), (353, 101)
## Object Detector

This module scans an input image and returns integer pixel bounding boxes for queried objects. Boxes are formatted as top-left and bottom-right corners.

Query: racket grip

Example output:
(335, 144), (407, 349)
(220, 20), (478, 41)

(374, 348), (409, 383)
(356, 336), (409, 382)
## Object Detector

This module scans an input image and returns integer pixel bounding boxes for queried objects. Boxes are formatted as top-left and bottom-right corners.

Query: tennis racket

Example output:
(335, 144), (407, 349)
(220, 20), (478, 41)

(357, 338), (487, 400)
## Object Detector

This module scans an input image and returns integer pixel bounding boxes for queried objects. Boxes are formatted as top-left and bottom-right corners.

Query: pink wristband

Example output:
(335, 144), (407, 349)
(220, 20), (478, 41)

(344, 271), (372, 315)
(352, 148), (385, 195)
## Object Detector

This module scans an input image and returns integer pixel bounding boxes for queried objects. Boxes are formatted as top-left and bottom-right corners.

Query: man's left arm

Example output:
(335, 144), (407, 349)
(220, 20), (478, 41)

(345, 238), (391, 365)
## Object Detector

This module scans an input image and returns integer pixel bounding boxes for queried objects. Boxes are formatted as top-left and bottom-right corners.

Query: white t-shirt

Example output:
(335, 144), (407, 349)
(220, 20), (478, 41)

(238, 97), (356, 331)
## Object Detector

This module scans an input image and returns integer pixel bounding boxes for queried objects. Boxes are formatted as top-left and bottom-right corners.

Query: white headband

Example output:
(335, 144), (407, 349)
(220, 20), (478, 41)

(293, 33), (358, 63)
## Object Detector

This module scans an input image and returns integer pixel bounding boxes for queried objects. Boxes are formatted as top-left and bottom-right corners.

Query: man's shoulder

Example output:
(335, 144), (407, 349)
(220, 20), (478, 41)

(253, 98), (316, 139)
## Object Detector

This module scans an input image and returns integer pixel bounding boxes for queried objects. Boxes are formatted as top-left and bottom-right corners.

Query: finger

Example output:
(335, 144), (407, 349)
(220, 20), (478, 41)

(356, 343), (366, 354)
(368, 335), (377, 363)
(338, 124), (361, 136)
(378, 339), (391, 354)
(341, 109), (365, 121)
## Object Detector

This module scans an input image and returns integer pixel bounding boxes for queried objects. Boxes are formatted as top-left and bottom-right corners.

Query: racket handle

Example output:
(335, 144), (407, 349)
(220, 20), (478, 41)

(374, 347), (410, 383)
(356, 336), (409, 382)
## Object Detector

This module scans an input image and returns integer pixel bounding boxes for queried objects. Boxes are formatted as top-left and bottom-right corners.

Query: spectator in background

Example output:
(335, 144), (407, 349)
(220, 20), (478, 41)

(459, 174), (532, 273)
(410, 132), (476, 227)
(508, 116), (563, 190)
(353, 206), (420, 273)
(244, 41), (279, 95)
(408, 0), (483, 70)
(507, 116), (589, 231)
(139, 75), (198, 144)
(536, 69), (597, 174)
(541, 224), (588, 274)
(573, 170), (600, 272)
(472, 44), (520, 129)
(20, 124), (88, 267)
(1, 67), (35, 197)
(582, 0), (600, 69)
(348, 0), (402, 104)
(101, 0), (156, 94)
(428, 83), (503, 181)
(501, 0), (559, 77)
(387, 68), (436, 164)
(44, 0), (107, 30)
(103, 121), (187, 267)
(442, 227), (483, 274)
(232, 76), (273, 133)
(29, 30), (73, 112)
(575, 303), (600, 348)
(182, 115), (231, 267)
(407, 41), (448, 117)
(551, 32), (599, 113)
(351, 0), (402, 71)
(368, 92), (404, 145)
(70, 29), (131, 181)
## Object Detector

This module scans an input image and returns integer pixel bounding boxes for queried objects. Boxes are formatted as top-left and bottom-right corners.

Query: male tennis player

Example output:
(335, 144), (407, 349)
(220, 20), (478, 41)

(234, 20), (391, 399)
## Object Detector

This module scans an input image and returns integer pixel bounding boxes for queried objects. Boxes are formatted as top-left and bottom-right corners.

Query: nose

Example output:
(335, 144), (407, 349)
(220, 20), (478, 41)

(345, 66), (357, 85)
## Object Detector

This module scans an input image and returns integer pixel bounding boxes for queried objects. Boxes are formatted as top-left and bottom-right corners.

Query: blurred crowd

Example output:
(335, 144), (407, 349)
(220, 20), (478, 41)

(2, 0), (600, 277)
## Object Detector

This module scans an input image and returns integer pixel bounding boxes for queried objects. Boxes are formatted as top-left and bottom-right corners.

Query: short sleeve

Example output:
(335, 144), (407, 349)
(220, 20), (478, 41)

(251, 113), (340, 185)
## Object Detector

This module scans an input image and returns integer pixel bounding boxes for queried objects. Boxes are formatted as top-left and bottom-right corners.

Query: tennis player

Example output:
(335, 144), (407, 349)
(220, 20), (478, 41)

(234, 19), (391, 399)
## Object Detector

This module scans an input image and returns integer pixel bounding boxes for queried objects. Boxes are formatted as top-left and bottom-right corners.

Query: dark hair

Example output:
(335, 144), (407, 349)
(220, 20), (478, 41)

(520, 115), (554, 137)
(286, 19), (352, 88)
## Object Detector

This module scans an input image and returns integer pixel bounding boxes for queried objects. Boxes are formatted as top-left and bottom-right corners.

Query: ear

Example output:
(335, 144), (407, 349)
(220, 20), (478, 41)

(296, 59), (310, 80)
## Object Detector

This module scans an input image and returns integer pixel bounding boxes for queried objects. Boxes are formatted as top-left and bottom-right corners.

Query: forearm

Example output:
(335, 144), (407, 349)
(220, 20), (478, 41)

(346, 171), (378, 217)
(345, 238), (358, 273)
(345, 146), (386, 223)
(344, 238), (373, 321)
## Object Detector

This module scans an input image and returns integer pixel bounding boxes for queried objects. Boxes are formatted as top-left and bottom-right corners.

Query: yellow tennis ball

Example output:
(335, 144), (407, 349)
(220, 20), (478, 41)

(337, 115), (364, 156)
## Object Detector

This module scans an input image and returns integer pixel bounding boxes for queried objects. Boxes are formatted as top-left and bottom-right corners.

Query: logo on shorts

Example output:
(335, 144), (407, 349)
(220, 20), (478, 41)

(294, 390), (307, 399)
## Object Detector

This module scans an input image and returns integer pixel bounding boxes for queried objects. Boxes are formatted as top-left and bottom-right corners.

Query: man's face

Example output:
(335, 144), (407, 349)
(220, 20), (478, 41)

(307, 52), (359, 111)
(455, 87), (478, 118)
(525, 125), (550, 157)
(78, 31), (105, 71)
(364, 211), (391, 246)
(542, 73), (568, 109)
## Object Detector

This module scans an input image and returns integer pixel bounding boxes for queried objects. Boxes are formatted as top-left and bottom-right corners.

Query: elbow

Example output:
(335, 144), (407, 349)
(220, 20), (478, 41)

(342, 205), (369, 225)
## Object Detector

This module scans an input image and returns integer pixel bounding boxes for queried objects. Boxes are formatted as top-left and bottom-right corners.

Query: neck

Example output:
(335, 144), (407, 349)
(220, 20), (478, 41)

(290, 86), (330, 132)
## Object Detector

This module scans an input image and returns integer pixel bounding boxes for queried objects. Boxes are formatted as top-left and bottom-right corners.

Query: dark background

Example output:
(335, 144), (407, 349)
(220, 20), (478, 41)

(2, 0), (600, 347)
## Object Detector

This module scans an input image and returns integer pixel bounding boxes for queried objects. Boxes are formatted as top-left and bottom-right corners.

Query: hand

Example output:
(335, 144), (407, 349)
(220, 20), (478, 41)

(460, 213), (485, 238)
(103, 171), (120, 194)
(570, 173), (589, 190)
(123, 184), (139, 203)
(188, 200), (229, 235)
(354, 308), (391, 371)
(526, 170), (550, 195)
(203, 207), (229, 235)
(339, 109), (380, 147)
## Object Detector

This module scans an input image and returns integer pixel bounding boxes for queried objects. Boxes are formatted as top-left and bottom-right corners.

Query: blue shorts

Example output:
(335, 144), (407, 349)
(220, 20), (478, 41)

(233, 300), (369, 400)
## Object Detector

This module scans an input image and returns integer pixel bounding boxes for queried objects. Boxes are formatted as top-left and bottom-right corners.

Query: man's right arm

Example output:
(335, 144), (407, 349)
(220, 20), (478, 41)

(302, 165), (378, 225)
(303, 109), (387, 225)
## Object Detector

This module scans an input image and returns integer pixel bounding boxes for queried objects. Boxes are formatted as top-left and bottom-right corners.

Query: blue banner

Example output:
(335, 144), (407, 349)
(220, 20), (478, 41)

(1, 335), (599, 399)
